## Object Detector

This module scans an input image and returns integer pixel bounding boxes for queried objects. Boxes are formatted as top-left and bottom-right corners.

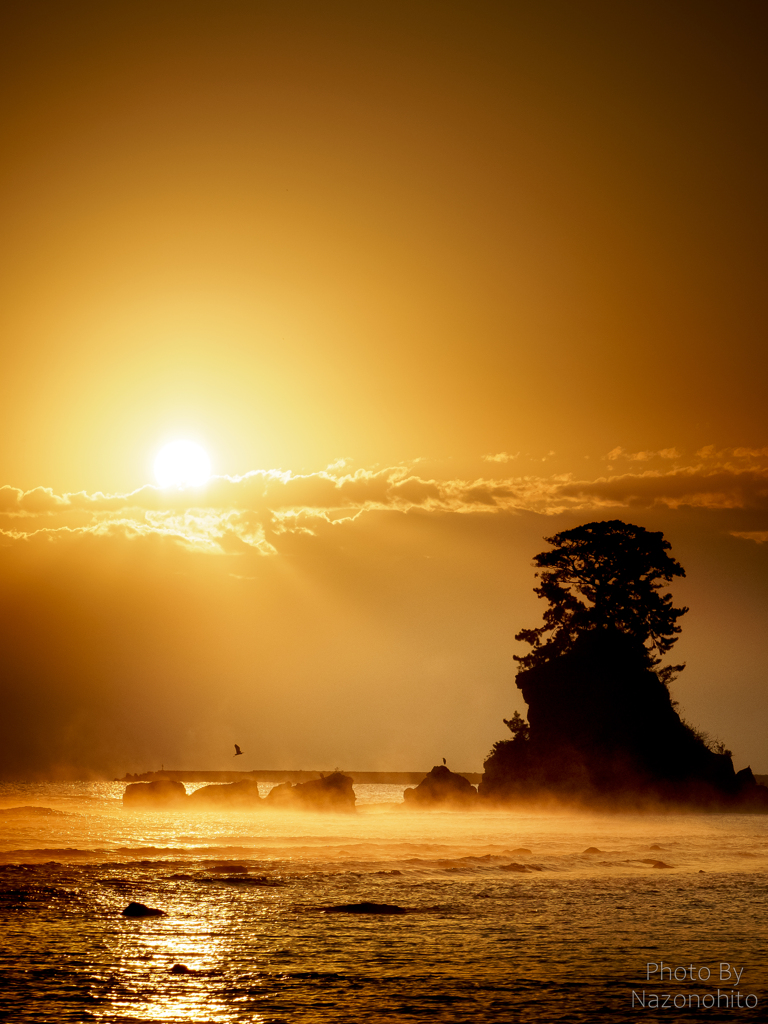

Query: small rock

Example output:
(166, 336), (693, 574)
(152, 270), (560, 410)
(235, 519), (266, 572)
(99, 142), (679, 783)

(122, 901), (166, 918)
(188, 781), (262, 808)
(583, 847), (601, 854)
(323, 901), (406, 914)
(264, 772), (356, 812)
(123, 781), (188, 808)
(402, 765), (478, 808)
(170, 964), (191, 974)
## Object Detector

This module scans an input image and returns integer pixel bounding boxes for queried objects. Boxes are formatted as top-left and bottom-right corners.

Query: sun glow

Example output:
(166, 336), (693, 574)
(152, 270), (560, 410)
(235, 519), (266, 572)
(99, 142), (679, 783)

(154, 440), (211, 488)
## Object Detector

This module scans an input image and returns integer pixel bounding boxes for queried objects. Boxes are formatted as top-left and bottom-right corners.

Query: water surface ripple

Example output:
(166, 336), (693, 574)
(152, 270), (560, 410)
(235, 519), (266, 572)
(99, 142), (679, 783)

(1, 783), (766, 1022)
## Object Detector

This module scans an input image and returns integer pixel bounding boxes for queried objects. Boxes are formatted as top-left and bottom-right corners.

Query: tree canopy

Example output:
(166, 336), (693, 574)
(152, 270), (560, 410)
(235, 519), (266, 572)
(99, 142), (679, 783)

(515, 520), (688, 670)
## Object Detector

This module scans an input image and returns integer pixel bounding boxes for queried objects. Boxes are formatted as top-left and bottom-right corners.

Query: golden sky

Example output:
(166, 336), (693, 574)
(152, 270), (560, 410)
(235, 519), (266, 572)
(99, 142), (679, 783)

(1, 1), (767, 778)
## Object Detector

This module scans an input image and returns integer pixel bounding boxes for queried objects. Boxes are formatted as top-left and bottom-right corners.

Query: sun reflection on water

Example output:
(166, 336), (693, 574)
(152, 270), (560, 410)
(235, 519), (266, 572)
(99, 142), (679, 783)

(100, 898), (256, 1022)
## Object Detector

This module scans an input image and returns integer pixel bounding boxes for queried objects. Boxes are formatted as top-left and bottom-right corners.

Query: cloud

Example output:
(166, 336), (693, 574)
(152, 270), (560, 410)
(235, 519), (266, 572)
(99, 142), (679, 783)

(605, 446), (680, 462)
(557, 466), (768, 510)
(482, 452), (519, 463)
(2, 449), (768, 555)
(0, 485), (70, 513)
(732, 531), (768, 544)
(696, 445), (768, 460)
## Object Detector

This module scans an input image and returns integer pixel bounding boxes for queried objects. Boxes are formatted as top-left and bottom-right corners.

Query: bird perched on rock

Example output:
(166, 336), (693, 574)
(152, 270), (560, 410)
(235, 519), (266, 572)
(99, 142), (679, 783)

(234, 744), (244, 757)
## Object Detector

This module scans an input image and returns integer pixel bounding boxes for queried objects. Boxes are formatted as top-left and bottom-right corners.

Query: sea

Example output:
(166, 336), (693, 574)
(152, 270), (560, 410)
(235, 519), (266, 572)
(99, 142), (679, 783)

(1, 781), (767, 1023)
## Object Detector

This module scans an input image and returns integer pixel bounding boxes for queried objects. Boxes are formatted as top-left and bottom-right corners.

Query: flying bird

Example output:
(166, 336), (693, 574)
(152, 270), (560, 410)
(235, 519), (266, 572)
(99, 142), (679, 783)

(234, 744), (244, 757)
(442, 758), (446, 765)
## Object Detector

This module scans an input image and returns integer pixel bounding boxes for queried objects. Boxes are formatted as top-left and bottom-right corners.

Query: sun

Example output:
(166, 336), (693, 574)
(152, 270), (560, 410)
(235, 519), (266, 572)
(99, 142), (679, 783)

(154, 440), (211, 488)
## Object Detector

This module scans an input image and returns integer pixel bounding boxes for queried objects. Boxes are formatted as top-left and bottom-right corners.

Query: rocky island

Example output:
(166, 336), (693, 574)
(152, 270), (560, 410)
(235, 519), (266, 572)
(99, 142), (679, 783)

(480, 521), (768, 810)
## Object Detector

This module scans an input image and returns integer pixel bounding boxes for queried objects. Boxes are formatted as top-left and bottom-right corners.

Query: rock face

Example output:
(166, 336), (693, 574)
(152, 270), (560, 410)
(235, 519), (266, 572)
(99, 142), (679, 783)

(403, 765), (478, 808)
(481, 631), (768, 809)
(123, 780), (188, 808)
(188, 781), (262, 807)
(263, 772), (356, 812)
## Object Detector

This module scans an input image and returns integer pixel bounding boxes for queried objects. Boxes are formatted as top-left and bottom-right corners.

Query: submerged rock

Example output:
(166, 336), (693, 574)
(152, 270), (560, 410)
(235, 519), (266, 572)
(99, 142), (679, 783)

(122, 901), (165, 917)
(123, 780), (188, 808)
(263, 772), (356, 812)
(0, 806), (67, 816)
(323, 901), (406, 914)
(170, 963), (191, 974)
(403, 765), (478, 808)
